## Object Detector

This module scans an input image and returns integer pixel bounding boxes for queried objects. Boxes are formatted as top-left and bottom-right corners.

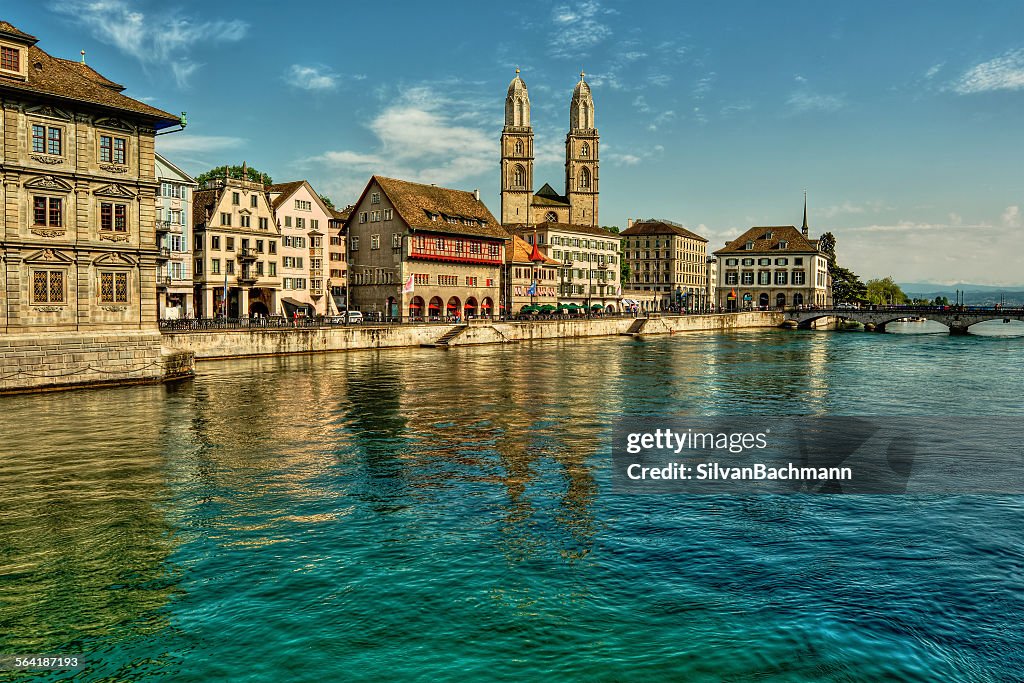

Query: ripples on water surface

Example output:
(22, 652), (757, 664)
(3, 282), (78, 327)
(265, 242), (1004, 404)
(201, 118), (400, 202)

(1, 328), (1023, 682)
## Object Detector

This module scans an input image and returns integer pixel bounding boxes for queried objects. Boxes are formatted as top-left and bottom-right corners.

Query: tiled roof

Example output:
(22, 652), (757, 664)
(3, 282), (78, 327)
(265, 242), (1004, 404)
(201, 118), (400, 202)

(509, 235), (560, 265)
(367, 176), (509, 240)
(0, 43), (178, 124)
(330, 206), (353, 222)
(621, 220), (707, 241)
(533, 182), (569, 206)
(509, 221), (622, 239)
(714, 225), (820, 255)
(266, 181), (305, 209)
(192, 189), (219, 227)
(55, 57), (124, 90)
(0, 21), (37, 43)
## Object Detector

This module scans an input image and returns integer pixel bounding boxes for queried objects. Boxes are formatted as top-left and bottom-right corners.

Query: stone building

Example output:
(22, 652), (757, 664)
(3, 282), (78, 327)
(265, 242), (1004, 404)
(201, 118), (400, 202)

(191, 166), (281, 317)
(0, 21), (181, 334)
(506, 234), (560, 313)
(154, 152), (196, 318)
(500, 70), (599, 227)
(513, 222), (621, 311)
(345, 176), (508, 320)
(267, 180), (335, 316)
(328, 205), (351, 312)
(714, 207), (831, 310)
(621, 219), (710, 312)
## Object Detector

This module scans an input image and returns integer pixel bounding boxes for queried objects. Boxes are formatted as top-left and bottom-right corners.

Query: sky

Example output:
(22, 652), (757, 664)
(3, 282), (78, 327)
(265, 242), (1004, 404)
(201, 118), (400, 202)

(8, 0), (1024, 285)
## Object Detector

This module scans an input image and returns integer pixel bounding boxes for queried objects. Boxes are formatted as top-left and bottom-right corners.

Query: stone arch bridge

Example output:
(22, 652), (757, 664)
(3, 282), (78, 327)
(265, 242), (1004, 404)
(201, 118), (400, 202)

(783, 307), (1024, 334)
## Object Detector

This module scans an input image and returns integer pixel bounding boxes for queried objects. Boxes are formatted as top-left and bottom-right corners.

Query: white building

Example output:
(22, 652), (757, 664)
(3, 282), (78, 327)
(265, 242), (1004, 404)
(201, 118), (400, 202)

(267, 181), (336, 316)
(155, 153), (197, 318)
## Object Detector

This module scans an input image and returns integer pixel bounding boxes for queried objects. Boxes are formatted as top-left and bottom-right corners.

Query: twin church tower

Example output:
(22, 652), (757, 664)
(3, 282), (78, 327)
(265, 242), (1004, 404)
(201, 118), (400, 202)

(500, 70), (599, 227)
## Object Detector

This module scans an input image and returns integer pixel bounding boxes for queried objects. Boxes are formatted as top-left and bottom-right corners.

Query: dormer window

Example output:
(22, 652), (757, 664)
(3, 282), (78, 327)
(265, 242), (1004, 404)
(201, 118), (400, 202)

(0, 45), (19, 72)
(778, 240), (788, 249)
(745, 241), (754, 250)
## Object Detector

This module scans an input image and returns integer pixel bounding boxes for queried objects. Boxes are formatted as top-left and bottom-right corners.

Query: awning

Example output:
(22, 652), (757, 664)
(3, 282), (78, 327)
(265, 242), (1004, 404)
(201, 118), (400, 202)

(281, 297), (311, 314)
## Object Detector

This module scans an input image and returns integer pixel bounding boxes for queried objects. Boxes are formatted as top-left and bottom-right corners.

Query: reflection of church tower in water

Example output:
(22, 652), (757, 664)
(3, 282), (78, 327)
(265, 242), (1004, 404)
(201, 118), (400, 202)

(500, 70), (599, 228)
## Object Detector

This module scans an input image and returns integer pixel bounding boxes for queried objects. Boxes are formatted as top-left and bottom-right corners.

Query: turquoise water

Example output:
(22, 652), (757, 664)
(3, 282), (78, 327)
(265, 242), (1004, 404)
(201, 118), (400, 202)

(1, 327), (1023, 681)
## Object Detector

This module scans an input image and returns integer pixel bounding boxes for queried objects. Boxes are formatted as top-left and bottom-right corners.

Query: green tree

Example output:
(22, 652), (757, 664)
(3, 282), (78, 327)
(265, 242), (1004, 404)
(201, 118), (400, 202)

(319, 194), (335, 210)
(865, 277), (908, 305)
(818, 231), (867, 303)
(195, 164), (273, 187)
(933, 295), (950, 306)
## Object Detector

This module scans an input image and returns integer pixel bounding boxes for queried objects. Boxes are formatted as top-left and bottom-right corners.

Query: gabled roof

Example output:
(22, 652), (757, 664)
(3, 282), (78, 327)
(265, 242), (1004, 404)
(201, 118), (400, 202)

(266, 180), (335, 216)
(714, 225), (820, 255)
(533, 182), (569, 206)
(0, 21), (37, 44)
(330, 206), (353, 222)
(192, 189), (219, 227)
(621, 220), (707, 242)
(509, 222), (621, 239)
(155, 152), (198, 186)
(0, 40), (178, 125)
(349, 176), (509, 240)
(509, 235), (560, 265)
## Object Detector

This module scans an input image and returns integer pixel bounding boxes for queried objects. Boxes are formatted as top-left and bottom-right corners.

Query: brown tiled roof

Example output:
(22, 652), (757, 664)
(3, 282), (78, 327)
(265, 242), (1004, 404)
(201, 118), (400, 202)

(0, 21), (37, 43)
(0, 43), (178, 124)
(329, 207), (352, 222)
(266, 181), (305, 209)
(192, 189), (219, 228)
(55, 58), (124, 90)
(714, 225), (820, 255)
(367, 176), (509, 240)
(509, 235), (560, 265)
(509, 222), (622, 239)
(621, 220), (707, 241)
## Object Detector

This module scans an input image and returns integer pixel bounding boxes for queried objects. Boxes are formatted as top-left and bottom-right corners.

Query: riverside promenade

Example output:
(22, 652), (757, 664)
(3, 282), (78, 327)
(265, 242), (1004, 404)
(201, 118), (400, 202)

(162, 311), (782, 360)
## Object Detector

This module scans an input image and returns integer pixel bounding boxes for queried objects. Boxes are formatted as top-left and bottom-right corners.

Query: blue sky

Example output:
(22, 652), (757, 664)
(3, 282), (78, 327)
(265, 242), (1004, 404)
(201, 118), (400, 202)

(9, 1), (1024, 284)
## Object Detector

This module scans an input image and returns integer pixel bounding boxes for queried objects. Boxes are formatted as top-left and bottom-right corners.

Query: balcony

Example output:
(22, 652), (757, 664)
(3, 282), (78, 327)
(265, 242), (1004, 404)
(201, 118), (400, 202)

(157, 275), (172, 288)
(155, 220), (172, 235)
(237, 272), (258, 286)
(238, 247), (258, 262)
(157, 246), (171, 260)
(310, 289), (323, 299)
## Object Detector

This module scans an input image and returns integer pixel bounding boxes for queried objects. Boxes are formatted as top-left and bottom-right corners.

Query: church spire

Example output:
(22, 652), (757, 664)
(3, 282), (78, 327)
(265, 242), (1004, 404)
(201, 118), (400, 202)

(801, 190), (809, 237)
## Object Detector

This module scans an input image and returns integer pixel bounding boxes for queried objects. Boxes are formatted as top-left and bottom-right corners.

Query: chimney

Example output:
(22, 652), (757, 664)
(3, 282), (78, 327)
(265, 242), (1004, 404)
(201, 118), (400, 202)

(473, 189), (480, 201)
(627, 218), (634, 228)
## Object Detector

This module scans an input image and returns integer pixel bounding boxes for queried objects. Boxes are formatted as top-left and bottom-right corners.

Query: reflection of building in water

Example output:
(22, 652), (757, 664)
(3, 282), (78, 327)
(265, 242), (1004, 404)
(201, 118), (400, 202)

(0, 386), (178, 653)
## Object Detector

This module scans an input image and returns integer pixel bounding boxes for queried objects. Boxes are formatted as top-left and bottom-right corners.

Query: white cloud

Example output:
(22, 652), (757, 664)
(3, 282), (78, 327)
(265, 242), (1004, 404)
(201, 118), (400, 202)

(155, 134), (246, 154)
(633, 95), (651, 113)
(1001, 205), (1021, 227)
(924, 63), (944, 79)
(287, 65), (338, 91)
(818, 200), (891, 219)
(787, 90), (846, 113)
(953, 50), (1024, 94)
(302, 86), (495, 201)
(693, 73), (716, 99)
(548, 0), (614, 59)
(647, 110), (676, 131)
(49, 1), (247, 87)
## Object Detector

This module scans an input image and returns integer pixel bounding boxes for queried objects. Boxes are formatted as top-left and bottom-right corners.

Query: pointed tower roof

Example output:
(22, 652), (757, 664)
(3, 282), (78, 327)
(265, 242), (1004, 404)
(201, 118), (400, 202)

(505, 68), (531, 127)
(801, 191), (809, 237)
(569, 70), (595, 131)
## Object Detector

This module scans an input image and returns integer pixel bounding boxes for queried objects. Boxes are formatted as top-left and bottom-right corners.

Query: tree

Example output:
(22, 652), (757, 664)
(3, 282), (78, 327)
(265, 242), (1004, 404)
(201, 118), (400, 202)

(933, 295), (950, 306)
(319, 194), (336, 210)
(195, 164), (273, 187)
(865, 277), (908, 305)
(818, 231), (867, 303)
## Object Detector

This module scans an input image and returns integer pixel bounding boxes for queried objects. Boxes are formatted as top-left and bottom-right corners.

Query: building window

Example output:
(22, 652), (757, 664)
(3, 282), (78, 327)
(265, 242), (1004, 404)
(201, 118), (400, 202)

(241, 215), (251, 228)
(775, 271), (788, 285)
(99, 271), (129, 303)
(269, 262), (277, 276)
(296, 217), (305, 229)
(391, 233), (402, 248)
(211, 235), (221, 250)
(32, 196), (63, 227)
(466, 276), (478, 286)
(211, 259), (221, 275)
(226, 237), (235, 251)
(100, 203), (128, 232)
(383, 209), (393, 220)
(269, 242), (277, 254)
(579, 167), (591, 189)
(514, 139), (524, 155)
(545, 211), (558, 223)
(741, 271), (754, 285)
(232, 192), (240, 205)
(359, 212), (367, 223)
(370, 192), (380, 205)
(775, 258), (788, 266)
(221, 213), (232, 226)
(0, 45), (19, 72)
(758, 271), (770, 285)
(296, 199), (312, 211)
(32, 125), (62, 156)
(47, 127), (62, 156)
(32, 269), (65, 304)
(350, 236), (359, 250)
(99, 135), (126, 164)
(370, 234), (380, 249)
(581, 142), (590, 157)
(792, 271), (806, 285)
(194, 259), (203, 276)
(259, 217), (268, 230)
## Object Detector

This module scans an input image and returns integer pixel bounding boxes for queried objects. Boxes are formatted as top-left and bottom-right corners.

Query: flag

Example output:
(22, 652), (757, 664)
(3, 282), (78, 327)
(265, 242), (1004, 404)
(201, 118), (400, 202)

(616, 284), (622, 297)
(402, 274), (415, 294)
(527, 280), (537, 296)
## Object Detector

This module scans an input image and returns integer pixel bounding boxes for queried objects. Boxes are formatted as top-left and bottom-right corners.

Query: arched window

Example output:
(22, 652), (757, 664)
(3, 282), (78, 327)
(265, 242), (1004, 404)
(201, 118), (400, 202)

(516, 98), (524, 125)
(514, 139), (524, 155)
(580, 142), (589, 158)
(512, 165), (525, 189)
(579, 166), (591, 189)
(545, 211), (558, 223)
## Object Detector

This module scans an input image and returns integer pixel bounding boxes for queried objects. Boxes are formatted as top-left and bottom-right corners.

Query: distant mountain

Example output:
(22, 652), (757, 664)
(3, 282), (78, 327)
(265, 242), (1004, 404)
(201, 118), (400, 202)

(899, 283), (1024, 306)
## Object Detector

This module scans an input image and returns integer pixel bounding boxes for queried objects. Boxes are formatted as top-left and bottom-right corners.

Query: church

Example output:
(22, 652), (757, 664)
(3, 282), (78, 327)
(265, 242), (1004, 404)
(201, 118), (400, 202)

(500, 70), (599, 228)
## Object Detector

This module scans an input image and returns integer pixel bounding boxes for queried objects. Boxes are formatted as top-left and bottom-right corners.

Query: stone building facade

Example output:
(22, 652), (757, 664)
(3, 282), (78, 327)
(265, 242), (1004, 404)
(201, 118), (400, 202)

(500, 71), (599, 228)
(621, 219), (710, 312)
(0, 21), (180, 334)
(506, 234), (560, 313)
(191, 169), (281, 318)
(154, 152), (196, 318)
(328, 206), (351, 312)
(267, 180), (336, 316)
(345, 175), (508, 320)
(514, 222), (621, 310)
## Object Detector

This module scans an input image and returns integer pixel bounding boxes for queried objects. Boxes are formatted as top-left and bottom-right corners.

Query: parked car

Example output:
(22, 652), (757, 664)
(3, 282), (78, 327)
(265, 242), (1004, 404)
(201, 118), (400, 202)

(328, 311), (363, 324)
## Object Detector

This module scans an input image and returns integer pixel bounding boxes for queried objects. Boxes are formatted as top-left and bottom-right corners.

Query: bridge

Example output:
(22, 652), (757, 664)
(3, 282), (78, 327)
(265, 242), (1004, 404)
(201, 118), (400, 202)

(783, 306), (1024, 334)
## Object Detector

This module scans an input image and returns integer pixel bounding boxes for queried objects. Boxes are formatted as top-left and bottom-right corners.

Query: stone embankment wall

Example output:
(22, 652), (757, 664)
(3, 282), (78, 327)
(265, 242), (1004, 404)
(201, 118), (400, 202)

(0, 330), (192, 394)
(162, 312), (783, 360)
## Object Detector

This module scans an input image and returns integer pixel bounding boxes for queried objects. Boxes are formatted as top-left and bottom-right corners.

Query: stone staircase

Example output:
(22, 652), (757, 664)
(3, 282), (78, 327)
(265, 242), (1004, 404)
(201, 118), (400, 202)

(421, 324), (468, 348)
